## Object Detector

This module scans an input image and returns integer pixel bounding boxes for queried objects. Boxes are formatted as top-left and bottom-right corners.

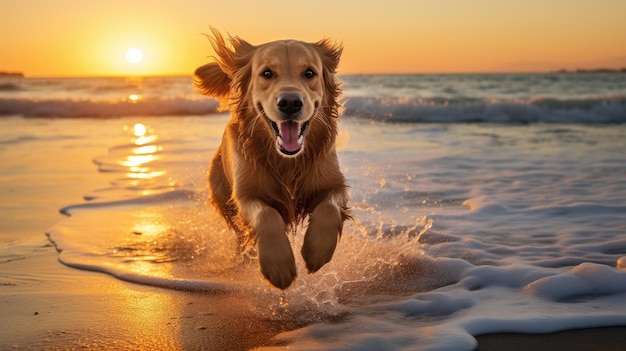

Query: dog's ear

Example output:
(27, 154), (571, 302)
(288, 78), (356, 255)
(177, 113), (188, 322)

(195, 28), (256, 109)
(206, 28), (255, 75)
(315, 39), (343, 76)
(315, 39), (343, 118)
(193, 62), (231, 104)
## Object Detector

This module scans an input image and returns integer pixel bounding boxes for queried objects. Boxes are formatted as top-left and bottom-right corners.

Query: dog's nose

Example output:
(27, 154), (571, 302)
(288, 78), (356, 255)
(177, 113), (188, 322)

(277, 93), (303, 116)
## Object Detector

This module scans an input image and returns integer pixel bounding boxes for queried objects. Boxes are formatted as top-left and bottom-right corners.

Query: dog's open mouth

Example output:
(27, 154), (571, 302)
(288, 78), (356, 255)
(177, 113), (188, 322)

(267, 118), (310, 156)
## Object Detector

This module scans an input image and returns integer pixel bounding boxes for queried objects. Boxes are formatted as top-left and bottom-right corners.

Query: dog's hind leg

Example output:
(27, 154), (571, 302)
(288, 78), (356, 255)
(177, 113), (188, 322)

(208, 149), (239, 231)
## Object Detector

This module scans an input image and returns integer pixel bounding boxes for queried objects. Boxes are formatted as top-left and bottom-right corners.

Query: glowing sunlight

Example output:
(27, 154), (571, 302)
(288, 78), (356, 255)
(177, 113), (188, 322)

(125, 48), (144, 64)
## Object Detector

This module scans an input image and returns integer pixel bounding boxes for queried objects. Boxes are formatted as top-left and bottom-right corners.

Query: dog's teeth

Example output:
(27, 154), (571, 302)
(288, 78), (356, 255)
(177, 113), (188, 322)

(299, 121), (310, 136)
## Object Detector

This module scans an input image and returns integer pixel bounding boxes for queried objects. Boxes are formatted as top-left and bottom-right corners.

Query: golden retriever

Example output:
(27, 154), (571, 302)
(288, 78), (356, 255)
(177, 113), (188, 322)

(194, 29), (350, 289)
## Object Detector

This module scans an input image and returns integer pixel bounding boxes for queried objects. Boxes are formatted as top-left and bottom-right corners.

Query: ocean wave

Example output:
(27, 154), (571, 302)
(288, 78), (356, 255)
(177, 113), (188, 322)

(0, 97), (219, 118)
(1, 95), (625, 123)
(0, 83), (22, 91)
(343, 96), (626, 124)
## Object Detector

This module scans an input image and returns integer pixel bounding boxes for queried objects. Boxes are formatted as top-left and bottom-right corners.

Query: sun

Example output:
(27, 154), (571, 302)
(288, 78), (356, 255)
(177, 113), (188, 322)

(125, 48), (144, 64)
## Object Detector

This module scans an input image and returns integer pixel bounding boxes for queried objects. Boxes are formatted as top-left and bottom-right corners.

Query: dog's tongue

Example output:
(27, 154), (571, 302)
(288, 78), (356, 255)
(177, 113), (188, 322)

(279, 121), (301, 152)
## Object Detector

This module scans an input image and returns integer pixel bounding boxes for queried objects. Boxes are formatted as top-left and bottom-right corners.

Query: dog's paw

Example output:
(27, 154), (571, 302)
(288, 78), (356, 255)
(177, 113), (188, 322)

(301, 217), (340, 273)
(257, 233), (297, 289)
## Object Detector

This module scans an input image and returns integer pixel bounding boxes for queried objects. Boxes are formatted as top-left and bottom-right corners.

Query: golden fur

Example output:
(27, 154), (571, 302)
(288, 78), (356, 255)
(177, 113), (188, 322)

(194, 29), (350, 289)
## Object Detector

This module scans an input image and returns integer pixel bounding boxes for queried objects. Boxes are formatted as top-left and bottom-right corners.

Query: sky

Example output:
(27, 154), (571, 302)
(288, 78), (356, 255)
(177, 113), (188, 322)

(1, 0), (625, 76)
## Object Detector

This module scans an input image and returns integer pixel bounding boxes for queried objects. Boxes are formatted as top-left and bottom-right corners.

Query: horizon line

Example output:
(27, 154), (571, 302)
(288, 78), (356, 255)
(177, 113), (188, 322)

(3, 67), (626, 79)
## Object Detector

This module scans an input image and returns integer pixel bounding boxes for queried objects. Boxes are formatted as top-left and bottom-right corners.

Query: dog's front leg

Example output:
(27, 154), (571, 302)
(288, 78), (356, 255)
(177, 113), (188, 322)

(301, 193), (345, 273)
(240, 200), (297, 289)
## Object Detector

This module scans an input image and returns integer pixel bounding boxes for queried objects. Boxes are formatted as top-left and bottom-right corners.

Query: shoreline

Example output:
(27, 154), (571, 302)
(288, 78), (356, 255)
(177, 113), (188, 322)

(2, 116), (626, 350)
(3, 243), (626, 350)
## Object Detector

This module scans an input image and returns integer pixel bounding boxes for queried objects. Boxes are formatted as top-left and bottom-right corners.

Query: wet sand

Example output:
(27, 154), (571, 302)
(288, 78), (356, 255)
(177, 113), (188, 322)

(477, 327), (626, 351)
(1, 245), (292, 350)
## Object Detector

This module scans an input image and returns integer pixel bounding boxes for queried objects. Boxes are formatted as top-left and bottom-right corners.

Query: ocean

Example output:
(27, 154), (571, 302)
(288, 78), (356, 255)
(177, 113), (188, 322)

(1, 73), (626, 350)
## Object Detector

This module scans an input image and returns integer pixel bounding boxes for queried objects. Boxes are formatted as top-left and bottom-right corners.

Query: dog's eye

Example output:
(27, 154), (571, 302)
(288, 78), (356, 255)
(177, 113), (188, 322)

(304, 69), (316, 79)
(262, 69), (273, 79)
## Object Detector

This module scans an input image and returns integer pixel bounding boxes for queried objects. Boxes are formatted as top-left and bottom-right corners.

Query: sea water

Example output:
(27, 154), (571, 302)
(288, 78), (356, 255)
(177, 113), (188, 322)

(2, 73), (626, 350)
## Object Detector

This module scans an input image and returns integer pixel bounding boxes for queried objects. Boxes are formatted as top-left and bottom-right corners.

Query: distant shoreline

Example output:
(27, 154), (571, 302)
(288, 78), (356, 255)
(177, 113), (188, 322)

(0, 71), (24, 78)
(550, 67), (626, 74)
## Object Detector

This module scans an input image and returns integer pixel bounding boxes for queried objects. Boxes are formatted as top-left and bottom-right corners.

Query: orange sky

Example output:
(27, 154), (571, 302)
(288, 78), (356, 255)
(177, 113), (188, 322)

(1, 0), (625, 76)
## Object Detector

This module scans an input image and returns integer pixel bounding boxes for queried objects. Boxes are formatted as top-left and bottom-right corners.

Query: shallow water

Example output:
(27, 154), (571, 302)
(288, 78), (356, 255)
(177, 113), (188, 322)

(34, 114), (626, 351)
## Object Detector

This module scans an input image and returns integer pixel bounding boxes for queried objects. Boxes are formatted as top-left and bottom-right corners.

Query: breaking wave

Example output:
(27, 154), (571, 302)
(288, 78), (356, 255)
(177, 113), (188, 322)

(2, 95), (624, 123)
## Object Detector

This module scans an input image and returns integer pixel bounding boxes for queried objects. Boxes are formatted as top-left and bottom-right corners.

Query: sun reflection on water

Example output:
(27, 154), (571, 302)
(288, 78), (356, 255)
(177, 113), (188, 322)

(120, 123), (165, 179)
(133, 145), (161, 154)
(126, 170), (166, 179)
(111, 209), (178, 277)
(121, 154), (157, 167)
(133, 122), (147, 136)
(132, 211), (169, 238)
(127, 122), (157, 145)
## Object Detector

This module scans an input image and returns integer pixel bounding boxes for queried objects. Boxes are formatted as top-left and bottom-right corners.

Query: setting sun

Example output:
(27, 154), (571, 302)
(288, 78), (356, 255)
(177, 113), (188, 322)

(125, 48), (144, 64)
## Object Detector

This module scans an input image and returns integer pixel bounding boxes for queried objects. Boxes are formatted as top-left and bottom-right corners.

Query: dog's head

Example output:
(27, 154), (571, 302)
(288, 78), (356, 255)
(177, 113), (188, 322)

(194, 29), (342, 157)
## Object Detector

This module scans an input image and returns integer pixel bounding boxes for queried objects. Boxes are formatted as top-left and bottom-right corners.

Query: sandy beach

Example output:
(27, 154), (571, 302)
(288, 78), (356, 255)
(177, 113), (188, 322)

(2, 115), (625, 350)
